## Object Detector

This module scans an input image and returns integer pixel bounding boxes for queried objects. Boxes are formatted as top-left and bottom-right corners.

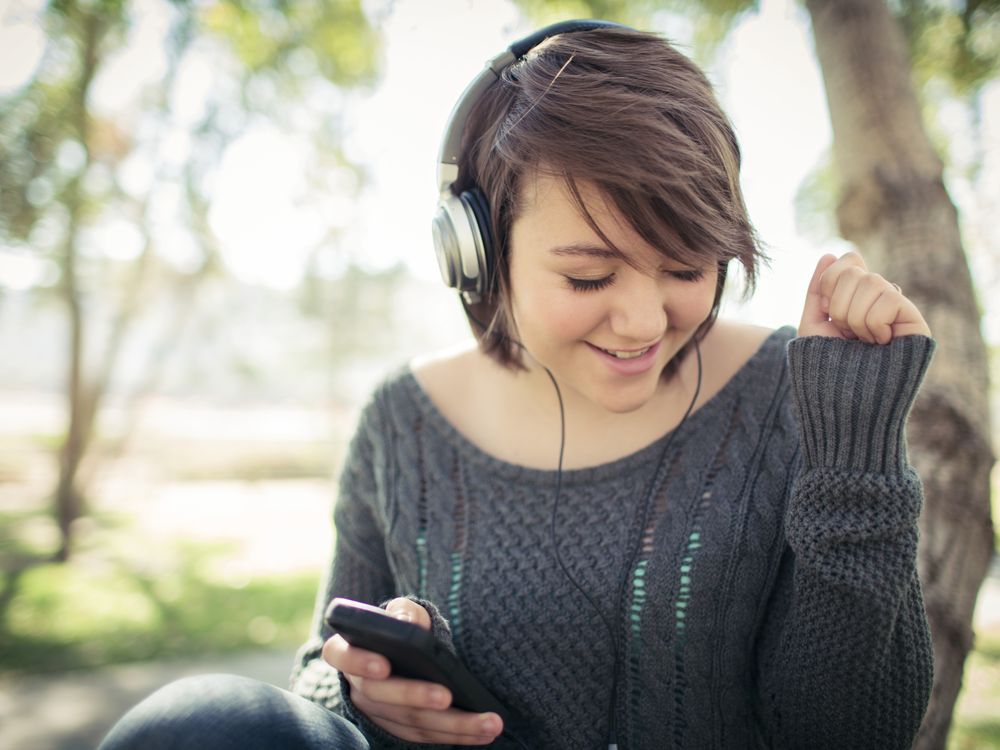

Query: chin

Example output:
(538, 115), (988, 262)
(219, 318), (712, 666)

(591, 381), (659, 415)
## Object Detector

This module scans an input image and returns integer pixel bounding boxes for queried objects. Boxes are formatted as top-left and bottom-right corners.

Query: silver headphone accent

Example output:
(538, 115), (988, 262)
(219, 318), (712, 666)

(431, 192), (489, 301)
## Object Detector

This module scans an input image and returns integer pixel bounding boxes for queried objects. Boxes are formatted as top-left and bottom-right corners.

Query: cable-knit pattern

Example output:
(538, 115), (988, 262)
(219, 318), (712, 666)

(447, 453), (470, 648)
(290, 328), (935, 750)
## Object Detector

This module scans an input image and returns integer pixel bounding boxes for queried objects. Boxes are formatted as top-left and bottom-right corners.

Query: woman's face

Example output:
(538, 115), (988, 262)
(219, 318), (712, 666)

(508, 173), (718, 415)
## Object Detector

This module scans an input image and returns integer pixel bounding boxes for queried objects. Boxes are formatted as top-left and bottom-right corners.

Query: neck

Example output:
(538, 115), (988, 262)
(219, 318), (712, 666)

(512, 346), (703, 468)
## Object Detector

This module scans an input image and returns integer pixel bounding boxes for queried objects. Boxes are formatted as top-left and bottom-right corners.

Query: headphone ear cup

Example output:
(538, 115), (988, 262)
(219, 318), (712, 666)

(431, 187), (493, 302)
(462, 187), (494, 284)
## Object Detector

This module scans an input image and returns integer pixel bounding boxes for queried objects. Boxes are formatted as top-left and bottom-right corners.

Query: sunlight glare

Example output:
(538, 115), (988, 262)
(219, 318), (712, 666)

(0, 1), (46, 95)
(209, 130), (325, 289)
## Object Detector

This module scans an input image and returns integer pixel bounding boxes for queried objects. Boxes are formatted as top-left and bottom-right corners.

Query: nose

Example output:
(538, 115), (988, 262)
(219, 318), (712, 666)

(608, 272), (667, 344)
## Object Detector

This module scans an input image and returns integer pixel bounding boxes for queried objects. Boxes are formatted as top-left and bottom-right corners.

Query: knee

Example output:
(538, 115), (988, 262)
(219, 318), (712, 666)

(99, 675), (259, 750)
(99, 674), (367, 750)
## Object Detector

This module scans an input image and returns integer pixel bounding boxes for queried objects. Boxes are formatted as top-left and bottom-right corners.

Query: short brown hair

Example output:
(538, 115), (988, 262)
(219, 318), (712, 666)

(453, 26), (764, 370)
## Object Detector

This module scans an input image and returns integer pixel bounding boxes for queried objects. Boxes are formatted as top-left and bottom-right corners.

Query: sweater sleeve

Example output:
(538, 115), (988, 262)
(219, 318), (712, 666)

(753, 334), (936, 750)
(288, 385), (457, 750)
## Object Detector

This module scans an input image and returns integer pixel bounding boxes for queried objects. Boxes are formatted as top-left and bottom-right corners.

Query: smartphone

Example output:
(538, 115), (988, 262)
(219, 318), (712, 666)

(325, 597), (509, 721)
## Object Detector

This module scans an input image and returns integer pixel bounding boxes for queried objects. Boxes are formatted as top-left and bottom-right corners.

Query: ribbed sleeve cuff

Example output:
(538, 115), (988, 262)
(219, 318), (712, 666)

(786, 334), (936, 474)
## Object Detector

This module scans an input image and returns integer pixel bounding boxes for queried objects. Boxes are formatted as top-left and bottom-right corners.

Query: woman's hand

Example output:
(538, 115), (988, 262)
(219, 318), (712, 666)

(322, 597), (504, 745)
(798, 251), (930, 343)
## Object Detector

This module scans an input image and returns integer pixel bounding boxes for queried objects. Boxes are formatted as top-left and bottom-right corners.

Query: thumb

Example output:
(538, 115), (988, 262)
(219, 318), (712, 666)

(798, 254), (837, 335)
(385, 597), (432, 631)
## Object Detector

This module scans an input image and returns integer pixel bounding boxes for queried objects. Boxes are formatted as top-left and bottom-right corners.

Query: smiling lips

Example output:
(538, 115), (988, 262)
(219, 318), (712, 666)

(598, 345), (652, 360)
(587, 339), (663, 375)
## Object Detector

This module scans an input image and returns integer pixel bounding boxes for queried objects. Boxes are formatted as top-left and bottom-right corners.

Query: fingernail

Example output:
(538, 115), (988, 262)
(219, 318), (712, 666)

(480, 714), (501, 733)
(429, 686), (449, 707)
(367, 660), (383, 677)
(394, 610), (411, 622)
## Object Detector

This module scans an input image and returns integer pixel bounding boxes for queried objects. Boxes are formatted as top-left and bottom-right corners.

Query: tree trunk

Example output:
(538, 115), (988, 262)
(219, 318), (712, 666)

(53, 6), (103, 562)
(804, 1), (995, 747)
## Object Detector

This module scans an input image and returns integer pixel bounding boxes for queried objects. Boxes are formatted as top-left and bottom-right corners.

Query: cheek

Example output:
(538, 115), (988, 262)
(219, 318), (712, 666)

(668, 280), (718, 326)
(547, 298), (604, 340)
(512, 280), (602, 344)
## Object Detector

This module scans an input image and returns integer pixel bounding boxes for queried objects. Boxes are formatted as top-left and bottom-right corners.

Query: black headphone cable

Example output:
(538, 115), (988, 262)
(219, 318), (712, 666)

(466, 306), (704, 749)
(543, 341), (702, 750)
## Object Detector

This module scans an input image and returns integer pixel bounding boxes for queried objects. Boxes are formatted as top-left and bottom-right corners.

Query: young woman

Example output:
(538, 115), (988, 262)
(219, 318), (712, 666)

(100, 20), (934, 750)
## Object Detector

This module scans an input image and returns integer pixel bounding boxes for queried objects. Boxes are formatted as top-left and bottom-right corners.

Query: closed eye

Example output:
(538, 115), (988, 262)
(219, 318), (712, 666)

(666, 268), (706, 282)
(565, 274), (615, 292)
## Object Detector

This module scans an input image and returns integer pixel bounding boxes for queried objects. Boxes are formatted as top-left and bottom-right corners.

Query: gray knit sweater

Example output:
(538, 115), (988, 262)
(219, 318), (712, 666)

(290, 328), (936, 750)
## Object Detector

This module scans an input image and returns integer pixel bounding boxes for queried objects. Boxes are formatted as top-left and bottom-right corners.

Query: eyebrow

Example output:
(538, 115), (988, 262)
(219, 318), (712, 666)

(548, 242), (626, 260)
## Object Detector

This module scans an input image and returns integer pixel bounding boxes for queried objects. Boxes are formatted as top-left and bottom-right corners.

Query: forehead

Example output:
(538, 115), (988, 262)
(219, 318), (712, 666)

(513, 172), (687, 270)
(517, 171), (614, 225)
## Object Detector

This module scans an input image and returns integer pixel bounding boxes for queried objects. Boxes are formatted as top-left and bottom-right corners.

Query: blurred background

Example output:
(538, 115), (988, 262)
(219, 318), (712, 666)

(0, 0), (997, 748)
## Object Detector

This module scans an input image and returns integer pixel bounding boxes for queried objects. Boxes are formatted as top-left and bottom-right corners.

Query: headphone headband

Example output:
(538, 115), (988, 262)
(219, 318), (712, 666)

(436, 19), (629, 194)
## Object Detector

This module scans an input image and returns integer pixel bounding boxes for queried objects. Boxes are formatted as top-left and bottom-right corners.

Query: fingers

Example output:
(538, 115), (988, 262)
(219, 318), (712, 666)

(372, 711), (503, 745)
(323, 599), (430, 676)
(798, 250), (931, 342)
(324, 633), (502, 745)
(824, 266), (884, 343)
(322, 634), (390, 679)
(816, 249), (867, 312)
(346, 673), (452, 710)
(351, 687), (503, 745)
(798, 253), (838, 331)
(865, 290), (899, 345)
(321, 598), (499, 745)
(384, 597), (432, 630)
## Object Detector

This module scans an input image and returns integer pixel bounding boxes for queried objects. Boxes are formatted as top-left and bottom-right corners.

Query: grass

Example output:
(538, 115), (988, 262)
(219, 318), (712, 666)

(950, 628), (1000, 749)
(0, 541), (319, 674)
(0, 494), (322, 675)
(0, 431), (337, 676)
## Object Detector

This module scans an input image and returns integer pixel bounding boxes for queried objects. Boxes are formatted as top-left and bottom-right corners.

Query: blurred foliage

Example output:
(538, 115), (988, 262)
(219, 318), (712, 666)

(0, 0), (381, 265)
(201, 0), (378, 85)
(897, 0), (1000, 95)
(513, 0), (757, 59)
(514, 0), (999, 91)
(949, 628), (1000, 749)
(793, 150), (839, 245)
(0, 537), (317, 673)
(0, 0), (385, 559)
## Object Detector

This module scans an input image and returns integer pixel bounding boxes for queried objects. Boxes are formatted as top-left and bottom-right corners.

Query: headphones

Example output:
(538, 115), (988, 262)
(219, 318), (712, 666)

(430, 19), (630, 304)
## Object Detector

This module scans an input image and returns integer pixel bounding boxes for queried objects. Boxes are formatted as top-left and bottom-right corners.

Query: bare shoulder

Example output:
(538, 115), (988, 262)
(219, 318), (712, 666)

(704, 319), (775, 362)
(693, 320), (776, 402)
(410, 341), (495, 425)
(411, 340), (480, 392)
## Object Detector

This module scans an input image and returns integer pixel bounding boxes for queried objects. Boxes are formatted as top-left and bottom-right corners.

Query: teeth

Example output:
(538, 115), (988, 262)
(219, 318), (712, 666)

(603, 347), (650, 360)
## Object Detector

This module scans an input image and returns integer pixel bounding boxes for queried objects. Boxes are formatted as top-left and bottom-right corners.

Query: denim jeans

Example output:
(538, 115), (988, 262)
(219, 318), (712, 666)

(98, 674), (370, 749)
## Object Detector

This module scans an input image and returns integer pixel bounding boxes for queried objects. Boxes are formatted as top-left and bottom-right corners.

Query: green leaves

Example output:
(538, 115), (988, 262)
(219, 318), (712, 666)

(902, 0), (1000, 95)
(512, 0), (759, 62)
(198, 0), (380, 88)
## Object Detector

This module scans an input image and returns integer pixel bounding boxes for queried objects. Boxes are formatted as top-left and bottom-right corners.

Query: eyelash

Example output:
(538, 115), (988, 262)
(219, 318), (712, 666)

(670, 269), (706, 282)
(565, 268), (705, 292)
(566, 275), (615, 292)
